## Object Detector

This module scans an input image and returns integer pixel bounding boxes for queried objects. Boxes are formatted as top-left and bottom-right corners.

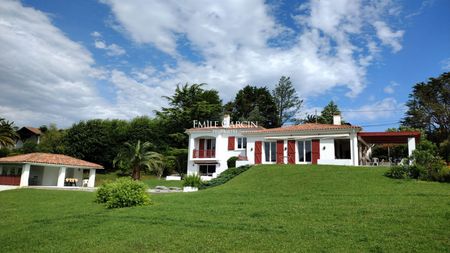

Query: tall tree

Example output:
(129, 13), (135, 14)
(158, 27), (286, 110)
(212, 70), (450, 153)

(227, 85), (279, 128)
(402, 72), (450, 144)
(0, 118), (18, 148)
(38, 124), (66, 154)
(320, 101), (342, 124)
(272, 76), (303, 125)
(113, 140), (164, 180)
(156, 83), (222, 147)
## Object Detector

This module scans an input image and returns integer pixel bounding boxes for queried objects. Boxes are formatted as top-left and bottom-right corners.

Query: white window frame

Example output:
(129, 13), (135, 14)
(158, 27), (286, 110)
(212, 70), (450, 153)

(263, 141), (277, 164)
(236, 137), (247, 150)
(297, 140), (312, 164)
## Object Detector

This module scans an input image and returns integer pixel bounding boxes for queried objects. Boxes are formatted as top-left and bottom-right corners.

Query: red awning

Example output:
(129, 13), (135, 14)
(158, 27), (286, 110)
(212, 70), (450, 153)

(357, 131), (420, 144)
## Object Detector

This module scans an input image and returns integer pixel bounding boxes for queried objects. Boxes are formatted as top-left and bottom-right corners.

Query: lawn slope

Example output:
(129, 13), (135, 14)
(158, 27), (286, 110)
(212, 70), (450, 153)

(0, 165), (449, 252)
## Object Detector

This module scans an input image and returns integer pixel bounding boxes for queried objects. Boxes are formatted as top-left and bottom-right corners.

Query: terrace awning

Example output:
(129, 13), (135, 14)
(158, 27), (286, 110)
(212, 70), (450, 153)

(357, 131), (420, 144)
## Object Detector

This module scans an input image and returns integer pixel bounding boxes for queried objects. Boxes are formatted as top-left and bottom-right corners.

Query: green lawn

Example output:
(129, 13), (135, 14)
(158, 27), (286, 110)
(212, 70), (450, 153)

(96, 173), (184, 188)
(1, 165), (449, 252)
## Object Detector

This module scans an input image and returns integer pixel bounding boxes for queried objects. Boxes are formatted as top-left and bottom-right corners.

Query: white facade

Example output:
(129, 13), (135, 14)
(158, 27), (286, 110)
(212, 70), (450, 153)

(186, 116), (419, 179)
(187, 129), (248, 180)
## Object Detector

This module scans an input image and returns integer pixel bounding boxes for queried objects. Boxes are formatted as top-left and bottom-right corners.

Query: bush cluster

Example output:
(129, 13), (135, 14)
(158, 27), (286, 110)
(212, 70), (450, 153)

(227, 156), (239, 168)
(385, 150), (449, 182)
(200, 165), (251, 189)
(182, 174), (202, 187)
(95, 178), (150, 208)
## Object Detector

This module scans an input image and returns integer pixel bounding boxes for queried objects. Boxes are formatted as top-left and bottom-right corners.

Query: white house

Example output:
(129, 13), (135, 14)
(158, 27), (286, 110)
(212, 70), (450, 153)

(0, 153), (102, 187)
(186, 115), (420, 180)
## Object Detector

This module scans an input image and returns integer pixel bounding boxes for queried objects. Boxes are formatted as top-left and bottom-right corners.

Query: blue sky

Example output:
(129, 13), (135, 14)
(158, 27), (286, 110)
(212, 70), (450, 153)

(0, 0), (449, 131)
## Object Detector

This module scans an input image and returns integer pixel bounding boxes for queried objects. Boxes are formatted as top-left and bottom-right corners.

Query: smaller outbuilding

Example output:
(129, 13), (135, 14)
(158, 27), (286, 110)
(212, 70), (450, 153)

(0, 153), (103, 187)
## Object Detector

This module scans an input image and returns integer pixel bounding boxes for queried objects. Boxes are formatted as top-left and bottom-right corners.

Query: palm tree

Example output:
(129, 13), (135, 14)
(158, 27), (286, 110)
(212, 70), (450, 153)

(0, 118), (19, 148)
(113, 140), (164, 180)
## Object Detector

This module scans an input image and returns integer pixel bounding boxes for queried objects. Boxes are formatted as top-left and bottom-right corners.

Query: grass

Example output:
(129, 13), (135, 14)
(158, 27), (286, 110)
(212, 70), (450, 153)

(1, 165), (449, 252)
(96, 173), (183, 188)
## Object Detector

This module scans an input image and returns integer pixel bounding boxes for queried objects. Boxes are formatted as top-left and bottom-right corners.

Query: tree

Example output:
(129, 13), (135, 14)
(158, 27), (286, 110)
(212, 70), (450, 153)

(156, 83), (222, 148)
(0, 118), (18, 148)
(38, 124), (66, 154)
(319, 101), (342, 124)
(113, 140), (164, 180)
(272, 76), (303, 125)
(301, 114), (319, 124)
(402, 72), (449, 145)
(227, 85), (279, 128)
(64, 119), (129, 170)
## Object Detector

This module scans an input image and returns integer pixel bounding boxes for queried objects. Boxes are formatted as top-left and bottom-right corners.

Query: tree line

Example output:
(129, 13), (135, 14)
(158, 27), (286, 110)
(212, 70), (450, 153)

(1, 72), (448, 176)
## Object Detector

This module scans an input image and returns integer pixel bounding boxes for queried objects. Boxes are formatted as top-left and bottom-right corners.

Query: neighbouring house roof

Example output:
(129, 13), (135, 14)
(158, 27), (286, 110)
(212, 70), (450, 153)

(357, 131), (421, 144)
(17, 127), (42, 136)
(0, 153), (103, 169)
(243, 123), (361, 134)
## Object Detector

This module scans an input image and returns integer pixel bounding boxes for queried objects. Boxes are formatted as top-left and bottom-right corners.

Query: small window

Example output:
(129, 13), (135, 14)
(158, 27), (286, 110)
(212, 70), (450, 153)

(335, 139), (351, 159)
(237, 137), (247, 149)
(199, 164), (216, 176)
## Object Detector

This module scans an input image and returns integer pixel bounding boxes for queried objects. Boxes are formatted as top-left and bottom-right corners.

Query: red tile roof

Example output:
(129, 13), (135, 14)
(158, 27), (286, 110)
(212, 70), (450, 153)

(20, 127), (42, 135)
(0, 153), (103, 169)
(187, 125), (265, 132)
(244, 123), (361, 134)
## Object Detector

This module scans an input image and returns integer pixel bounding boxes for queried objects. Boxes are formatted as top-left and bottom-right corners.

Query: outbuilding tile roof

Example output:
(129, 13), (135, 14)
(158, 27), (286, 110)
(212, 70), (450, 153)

(19, 127), (42, 135)
(0, 153), (103, 169)
(244, 123), (361, 134)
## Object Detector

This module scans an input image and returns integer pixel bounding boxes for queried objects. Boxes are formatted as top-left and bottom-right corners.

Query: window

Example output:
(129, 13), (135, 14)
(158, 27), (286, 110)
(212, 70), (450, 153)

(297, 140), (312, 162)
(264, 142), (277, 162)
(335, 139), (351, 159)
(237, 137), (247, 149)
(199, 164), (216, 176)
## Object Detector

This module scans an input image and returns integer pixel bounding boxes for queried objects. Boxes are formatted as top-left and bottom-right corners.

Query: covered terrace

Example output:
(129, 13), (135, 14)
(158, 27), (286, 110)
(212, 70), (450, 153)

(0, 153), (103, 187)
(357, 131), (421, 166)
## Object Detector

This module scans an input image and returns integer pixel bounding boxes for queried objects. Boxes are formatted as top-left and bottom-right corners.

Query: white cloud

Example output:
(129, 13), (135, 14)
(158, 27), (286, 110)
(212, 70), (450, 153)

(0, 0), (124, 126)
(383, 81), (399, 94)
(101, 0), (405, 99)
(91, 31), (126, 56)
(441, 57), (450, 71)
(0, 0), (407, 127)
(373, 21), (404, 53)
(343, 97), (403, 121)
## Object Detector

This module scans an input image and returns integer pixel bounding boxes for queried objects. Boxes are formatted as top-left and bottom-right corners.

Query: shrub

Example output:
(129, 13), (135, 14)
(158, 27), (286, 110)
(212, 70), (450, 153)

(227, 156), (239, 168)
(384, 165), (409, 179)
(200, 165), (251, 189)
(183, 174), (202, 187)
(96, 178), (150, 209)
(385, 149), (449, 183)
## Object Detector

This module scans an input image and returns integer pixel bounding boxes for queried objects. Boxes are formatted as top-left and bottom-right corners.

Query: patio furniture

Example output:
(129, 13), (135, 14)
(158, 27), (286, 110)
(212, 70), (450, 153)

(82, 179), (89, 187)
(371, 157), (379, 166)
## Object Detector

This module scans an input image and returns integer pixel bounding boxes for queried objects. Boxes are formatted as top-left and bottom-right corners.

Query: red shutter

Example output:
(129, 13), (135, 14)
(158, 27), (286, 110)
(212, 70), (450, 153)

(288, 140), (295, 164)
(276, 140), (284, 164)
(228, 136), (235, 150)
(199, 139), (205, 158)
(312, 139), (320, 164)
(254, 141), (262, 164)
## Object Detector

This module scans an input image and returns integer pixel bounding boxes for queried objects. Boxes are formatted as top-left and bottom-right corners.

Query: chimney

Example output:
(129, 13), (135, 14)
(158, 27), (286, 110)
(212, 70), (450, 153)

(333, 114), (341, 125)
(223, 114), (231, 128)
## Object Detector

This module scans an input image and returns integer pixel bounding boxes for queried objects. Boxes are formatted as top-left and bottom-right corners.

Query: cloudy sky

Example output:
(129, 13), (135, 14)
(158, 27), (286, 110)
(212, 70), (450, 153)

(0, 0), (449, 130)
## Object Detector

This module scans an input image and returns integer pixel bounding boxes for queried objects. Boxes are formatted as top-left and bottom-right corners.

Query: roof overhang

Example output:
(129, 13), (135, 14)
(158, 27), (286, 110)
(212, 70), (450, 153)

(0, 161), (103, 169)
(264, 134), (350, 140)
(357, 131), (421, 144)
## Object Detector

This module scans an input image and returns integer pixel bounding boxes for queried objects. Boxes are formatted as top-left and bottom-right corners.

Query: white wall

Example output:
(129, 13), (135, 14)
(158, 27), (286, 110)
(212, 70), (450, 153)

(42, 166), (59, 186)
(188, 130), (248, 177)
(319, 139), (335, 160)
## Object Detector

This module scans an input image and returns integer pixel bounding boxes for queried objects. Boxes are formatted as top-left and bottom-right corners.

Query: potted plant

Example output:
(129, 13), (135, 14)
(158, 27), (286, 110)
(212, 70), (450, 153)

(183, 174), (202, 192)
